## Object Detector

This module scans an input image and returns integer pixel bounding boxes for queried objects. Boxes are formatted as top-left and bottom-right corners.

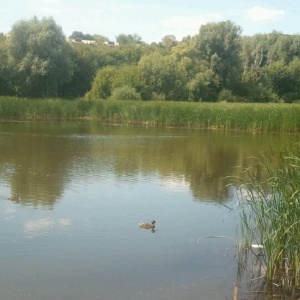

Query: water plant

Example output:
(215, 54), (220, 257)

(1, 96), (300, 132)
(235, 145), (300, 297)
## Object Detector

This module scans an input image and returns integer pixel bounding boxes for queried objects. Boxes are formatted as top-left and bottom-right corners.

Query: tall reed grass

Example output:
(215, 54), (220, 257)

(1, 96), (300, 132)
(235, 145), (300, 296)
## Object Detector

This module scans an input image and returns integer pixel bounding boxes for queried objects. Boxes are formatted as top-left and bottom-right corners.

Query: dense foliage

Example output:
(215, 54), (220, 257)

(6, 17), (73, 97)
(1, 17), (300, 102)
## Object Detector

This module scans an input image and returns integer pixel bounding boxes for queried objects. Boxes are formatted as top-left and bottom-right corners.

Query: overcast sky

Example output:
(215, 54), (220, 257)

(0, 0), (299, 42)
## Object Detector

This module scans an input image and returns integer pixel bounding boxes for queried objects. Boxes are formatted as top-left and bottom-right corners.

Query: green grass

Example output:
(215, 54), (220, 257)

(1, 96), (300, 132)
(235, 145), (300, 295)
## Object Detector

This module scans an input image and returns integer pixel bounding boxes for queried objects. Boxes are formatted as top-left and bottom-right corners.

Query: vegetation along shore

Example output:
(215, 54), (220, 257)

(1, 97), (300, 132)
(1, 17), (300, 132)
(235, 145), (300, 297)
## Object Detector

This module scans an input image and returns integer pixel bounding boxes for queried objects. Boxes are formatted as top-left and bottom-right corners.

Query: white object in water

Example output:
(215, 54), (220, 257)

(251, 244), (263, 249)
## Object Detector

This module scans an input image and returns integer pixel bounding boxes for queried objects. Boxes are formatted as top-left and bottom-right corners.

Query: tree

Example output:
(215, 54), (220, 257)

(59, 50), (93, 98)
(87, 66), (115, 99)
(0, 33), (13, 95)
(69, 31), (95, 41)
(93, 34), (109, 44)
(285, 59), (300, 101)
(138, 52), (188, 100)
(240, 32), (300, 102)
(111, 64), (141, 91)
(69, 31), (85, 40)
(265, 58), (300, 102)
(8, 17), (73, 97)
(241, 32), (283, 82)
(161, 35), (177, 51)
(110, 44), (144, 65)
(188, 68), (219, 101)
(265, 60), (291, 99)
(116, 33), (143, 45)
(87, 64), (141, 100)
(196, 21), (242, 93)
(110, 85), (141, 100)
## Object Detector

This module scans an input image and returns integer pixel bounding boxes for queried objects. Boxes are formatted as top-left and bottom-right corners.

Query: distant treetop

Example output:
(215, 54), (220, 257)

(69, 31), (95, 41)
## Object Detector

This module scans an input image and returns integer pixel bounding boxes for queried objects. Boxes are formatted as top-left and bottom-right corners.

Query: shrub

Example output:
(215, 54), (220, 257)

(218, 89), (236, 102)
(109, 86), (141, 101)
(151, 92), (165, 101)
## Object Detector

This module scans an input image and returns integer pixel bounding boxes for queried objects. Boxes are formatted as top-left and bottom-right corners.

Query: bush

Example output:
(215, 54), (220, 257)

(109, 86), (141, 101)
(218, 89), (236, 102)
(151, 92), (165, 101)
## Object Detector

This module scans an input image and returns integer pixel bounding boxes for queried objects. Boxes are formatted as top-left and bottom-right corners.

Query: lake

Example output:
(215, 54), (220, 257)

(0, 121), (297, 300)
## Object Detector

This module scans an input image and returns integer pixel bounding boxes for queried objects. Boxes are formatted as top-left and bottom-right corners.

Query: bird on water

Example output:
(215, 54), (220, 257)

(139, 220), (156, 229)
(8, 194), (20, 202)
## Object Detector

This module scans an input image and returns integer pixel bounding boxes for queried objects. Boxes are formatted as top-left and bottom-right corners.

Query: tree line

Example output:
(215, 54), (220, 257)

(1, 16), (300, 102)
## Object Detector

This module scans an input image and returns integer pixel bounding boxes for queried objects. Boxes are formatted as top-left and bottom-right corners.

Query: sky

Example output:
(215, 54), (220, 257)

(0, 0), (300, 43)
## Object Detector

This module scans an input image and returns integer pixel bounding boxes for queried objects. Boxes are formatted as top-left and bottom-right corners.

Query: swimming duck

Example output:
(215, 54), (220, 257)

(139, 220), (156, 229)
(8, 194), (20, 201)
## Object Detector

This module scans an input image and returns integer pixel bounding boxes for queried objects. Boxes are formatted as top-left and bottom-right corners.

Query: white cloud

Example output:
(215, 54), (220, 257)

(246, 6), (285, 22)
(24, 218), (71, 236)
(42, 0), (58, 3)
(160, 175), (190, 193)
(39, 8), (63, 14)
(24, 218), (54, 233)
(161, 14), (223, 40)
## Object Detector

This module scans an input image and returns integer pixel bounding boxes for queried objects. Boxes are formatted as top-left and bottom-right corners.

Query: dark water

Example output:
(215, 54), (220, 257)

(0, 121), (297, 300)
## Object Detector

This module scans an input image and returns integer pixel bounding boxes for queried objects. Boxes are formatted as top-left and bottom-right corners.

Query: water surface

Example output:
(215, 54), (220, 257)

(0, 122), (297, 300)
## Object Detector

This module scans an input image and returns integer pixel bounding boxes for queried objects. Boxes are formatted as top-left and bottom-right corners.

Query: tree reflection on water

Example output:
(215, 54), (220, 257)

(0, 122), (295, 207)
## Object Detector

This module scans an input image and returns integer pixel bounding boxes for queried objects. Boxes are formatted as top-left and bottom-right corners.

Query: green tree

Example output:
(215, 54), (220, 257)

(111, 64), (140, 91)
(196, 21), (242, 93)
(116, 33), (143, 45)
(0, 33), (13, 95)
(286, 59), (300, 101)
(87, 64), (141, 100)
(8, 17), (73, 97)
(69, 31), (95, 41)
(265, 60), (291, 99)
(59, 51), (93, 98)
(87, 66), (115, 99)
(110, 85), (141, 100)
(110, 44), (144, 65)
(265, 59), (300, 102)
(161, 35), (177, 52)
(188, 67), (219, 101)
(241, 32), (283, 83)
(93, 34), (109, 44)
(241, 32), (300, 102)
(138, 52), (188, 100)
(241, 32), (300, 84)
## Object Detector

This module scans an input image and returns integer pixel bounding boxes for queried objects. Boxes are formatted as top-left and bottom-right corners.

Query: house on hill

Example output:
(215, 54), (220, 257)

(103, 41), (119, 47)
(69, 38), (97, 45)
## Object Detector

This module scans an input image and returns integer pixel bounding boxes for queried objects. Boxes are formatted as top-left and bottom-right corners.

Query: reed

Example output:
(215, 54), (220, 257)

(235, 145), (300, 295)
(1, 96), (300, 132)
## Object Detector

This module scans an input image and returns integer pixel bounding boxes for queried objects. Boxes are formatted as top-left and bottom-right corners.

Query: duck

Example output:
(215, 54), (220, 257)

(139, 220), (156, 229)
(8, 194), (20, 202)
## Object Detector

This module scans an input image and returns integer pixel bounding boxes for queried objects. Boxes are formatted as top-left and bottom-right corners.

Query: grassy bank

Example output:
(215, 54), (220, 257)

(1, 96), (300, 132)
